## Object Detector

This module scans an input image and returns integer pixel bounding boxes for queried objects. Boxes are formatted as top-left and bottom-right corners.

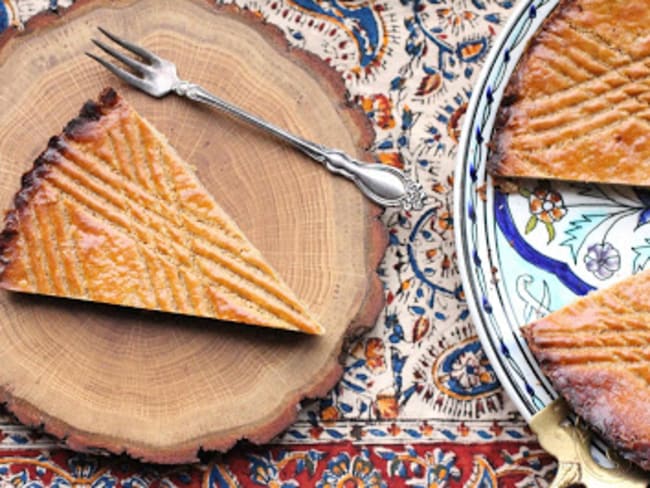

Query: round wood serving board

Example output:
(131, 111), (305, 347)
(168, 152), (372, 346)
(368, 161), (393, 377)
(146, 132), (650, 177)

(0, 0), (386, 463)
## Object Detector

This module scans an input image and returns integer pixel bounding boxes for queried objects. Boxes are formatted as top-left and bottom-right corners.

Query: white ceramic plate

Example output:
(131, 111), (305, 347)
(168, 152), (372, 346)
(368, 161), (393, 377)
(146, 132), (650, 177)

(454, 0), (650, 462)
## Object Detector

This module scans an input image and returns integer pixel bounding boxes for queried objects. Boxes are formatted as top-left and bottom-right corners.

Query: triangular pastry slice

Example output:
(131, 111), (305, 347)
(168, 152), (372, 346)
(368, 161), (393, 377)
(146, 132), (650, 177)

(522, 269), (650, 469)
(489, 0), (650, 185)
(0, 88), (323, 335)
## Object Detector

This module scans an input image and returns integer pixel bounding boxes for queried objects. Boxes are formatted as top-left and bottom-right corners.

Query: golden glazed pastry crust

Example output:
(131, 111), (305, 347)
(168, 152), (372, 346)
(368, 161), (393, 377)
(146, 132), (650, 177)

(0, 88), (323, 335)
(522, 268), (650, 470)
(489, 0), (650, 185)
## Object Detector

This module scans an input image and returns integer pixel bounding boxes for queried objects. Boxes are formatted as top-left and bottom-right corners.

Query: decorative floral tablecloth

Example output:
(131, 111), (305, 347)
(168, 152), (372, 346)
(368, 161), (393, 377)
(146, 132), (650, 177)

(0, 0), (557, 486)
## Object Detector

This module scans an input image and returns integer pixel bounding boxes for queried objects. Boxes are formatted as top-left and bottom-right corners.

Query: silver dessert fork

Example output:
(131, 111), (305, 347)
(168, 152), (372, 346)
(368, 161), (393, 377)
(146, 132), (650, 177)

(87, 28), (427, 210)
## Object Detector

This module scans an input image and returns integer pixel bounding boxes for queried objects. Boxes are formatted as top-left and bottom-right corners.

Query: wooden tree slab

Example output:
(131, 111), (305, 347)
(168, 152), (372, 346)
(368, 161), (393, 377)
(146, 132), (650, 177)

(0, 0), (386, 463)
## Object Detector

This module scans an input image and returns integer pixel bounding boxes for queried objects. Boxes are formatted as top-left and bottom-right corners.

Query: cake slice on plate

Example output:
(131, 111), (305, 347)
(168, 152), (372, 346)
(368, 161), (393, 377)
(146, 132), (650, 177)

(489, 0), (650, 186)
(0, 88), (323, 335)
(522, 269), (650, 469)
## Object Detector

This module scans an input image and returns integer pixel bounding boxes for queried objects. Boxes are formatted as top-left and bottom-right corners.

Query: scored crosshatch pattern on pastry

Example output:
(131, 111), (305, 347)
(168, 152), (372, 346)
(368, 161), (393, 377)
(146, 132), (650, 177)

(523, 266), (650, 471)
(0, 0), (559, 486)
(490, 0), (650, 185)
(0, 89), (323, 335)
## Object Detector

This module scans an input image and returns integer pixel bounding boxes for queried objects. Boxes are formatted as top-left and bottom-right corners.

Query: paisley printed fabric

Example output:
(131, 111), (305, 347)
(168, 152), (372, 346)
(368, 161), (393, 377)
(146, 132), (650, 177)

(0, 0), (557, 486)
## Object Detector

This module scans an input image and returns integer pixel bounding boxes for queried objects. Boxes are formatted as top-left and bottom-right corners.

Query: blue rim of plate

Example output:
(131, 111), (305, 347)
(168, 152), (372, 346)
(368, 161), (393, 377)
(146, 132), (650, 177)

(452, 0), (615, 462)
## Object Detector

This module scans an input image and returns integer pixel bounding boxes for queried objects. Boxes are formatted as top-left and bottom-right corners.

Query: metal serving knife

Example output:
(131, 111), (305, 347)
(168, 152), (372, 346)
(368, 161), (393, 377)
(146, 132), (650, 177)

(530, 399), (649, 487)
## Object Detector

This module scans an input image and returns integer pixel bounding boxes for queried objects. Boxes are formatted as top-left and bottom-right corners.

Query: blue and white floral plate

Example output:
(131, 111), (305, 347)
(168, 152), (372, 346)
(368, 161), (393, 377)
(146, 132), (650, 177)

(454, 0), (650, 462)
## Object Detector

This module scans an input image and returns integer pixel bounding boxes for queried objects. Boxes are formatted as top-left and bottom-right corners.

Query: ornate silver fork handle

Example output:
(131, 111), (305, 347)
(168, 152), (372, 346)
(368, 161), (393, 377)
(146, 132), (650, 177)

(174, 82), (426, 210)
(88, 28), (427, 211)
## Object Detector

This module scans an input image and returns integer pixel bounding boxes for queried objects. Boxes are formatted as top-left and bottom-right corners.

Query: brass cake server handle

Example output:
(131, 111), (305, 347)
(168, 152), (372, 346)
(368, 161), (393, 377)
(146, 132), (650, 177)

(530, 399), (649, 487)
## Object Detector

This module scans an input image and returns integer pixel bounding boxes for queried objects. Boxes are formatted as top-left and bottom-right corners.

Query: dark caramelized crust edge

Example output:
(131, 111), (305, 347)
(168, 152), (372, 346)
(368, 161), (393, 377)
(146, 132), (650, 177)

(486, 0), (579, 177)
(0, 87), (121, 274)
(522, 323), (650, 470)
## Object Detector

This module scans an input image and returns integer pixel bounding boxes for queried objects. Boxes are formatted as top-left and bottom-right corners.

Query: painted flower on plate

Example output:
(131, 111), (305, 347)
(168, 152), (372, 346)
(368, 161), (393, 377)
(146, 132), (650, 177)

(584, 242), (620, 280)
(522, 186), (567, 242)
(528, 188), (567, 224)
